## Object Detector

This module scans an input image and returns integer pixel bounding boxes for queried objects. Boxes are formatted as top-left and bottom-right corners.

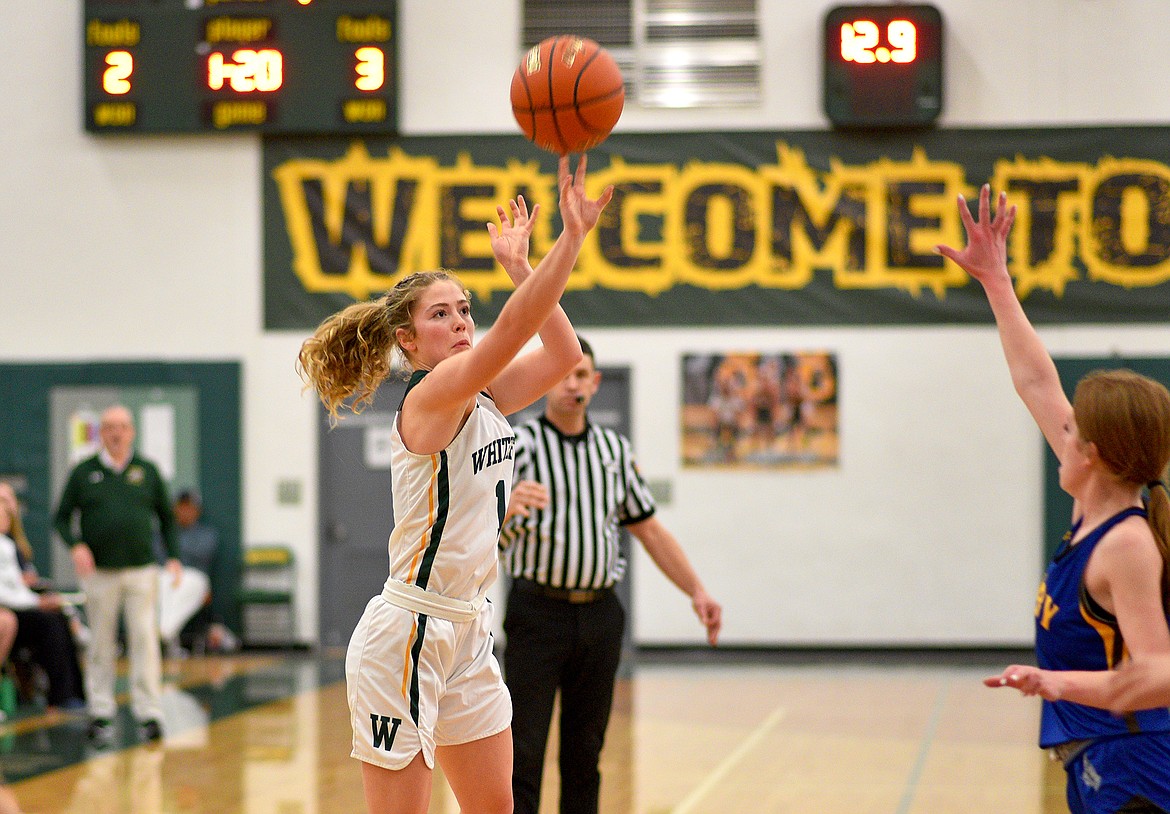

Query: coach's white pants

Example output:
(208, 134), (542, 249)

(81, 565), (163, 721)
(157, 567), (210, 642)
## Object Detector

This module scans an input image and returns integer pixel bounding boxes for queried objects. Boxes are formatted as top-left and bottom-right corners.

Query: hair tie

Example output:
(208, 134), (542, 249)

(1148, 480), (1168, 492)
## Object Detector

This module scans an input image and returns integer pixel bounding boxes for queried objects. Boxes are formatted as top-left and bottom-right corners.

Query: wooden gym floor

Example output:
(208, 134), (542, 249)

(0, 649), (1070, 813)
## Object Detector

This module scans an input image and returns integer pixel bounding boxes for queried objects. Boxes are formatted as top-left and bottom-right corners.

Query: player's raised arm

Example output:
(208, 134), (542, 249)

(486, 155), (612, 416)
(935, 185), (1070, 455)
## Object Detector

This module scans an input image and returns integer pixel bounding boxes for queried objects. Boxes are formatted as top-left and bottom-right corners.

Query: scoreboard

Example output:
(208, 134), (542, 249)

(822, 4), (943, 129)
(83, 0), (398, 134)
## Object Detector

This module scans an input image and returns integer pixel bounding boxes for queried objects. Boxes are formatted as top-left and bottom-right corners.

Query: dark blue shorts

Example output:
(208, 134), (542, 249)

(1063, 733), (1170, 814)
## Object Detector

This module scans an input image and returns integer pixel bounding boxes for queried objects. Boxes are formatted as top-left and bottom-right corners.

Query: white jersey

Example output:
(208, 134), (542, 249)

(385, 375), (515, 603)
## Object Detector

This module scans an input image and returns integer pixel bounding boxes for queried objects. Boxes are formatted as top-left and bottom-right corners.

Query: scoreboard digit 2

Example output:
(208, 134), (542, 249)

(83, 0), (398, 135)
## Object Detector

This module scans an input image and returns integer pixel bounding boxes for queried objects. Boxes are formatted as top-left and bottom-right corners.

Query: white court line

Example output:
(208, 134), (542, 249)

(671, 705), (788, 814)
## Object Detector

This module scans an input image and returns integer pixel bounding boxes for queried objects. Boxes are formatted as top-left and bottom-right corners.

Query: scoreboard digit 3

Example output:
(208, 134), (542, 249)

(83, 0), (398, 135)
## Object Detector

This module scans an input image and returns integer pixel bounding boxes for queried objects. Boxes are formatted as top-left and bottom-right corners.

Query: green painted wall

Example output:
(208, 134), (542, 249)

(0, 362), (242, 631)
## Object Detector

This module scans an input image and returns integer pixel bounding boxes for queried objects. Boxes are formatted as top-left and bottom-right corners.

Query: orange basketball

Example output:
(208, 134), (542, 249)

(510, 36), (625, 155)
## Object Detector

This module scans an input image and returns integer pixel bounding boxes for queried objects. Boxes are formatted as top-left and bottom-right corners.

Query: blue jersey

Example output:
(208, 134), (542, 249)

(1036, 506), (1170, 748)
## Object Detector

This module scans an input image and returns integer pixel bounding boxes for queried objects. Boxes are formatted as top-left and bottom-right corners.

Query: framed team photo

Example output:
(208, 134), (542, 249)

(680, 351), (839, 469)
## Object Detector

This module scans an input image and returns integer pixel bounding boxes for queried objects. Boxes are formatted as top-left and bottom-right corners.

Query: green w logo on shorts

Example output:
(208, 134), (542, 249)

(370, 714), (402, 750)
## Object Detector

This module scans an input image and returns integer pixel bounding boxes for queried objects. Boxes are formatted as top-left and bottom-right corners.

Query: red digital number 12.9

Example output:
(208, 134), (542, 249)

(840, 19), (917, 64)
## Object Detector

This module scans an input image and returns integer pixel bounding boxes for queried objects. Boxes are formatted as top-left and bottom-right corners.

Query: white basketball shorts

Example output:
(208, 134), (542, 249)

(345, 594), (511, 770)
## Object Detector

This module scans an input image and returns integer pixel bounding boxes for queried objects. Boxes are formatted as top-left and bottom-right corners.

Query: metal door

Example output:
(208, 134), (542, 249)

(317, 381), (405, 649)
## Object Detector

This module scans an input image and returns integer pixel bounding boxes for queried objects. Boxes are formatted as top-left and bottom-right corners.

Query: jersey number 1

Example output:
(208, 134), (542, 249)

(495, 479), (506, 534)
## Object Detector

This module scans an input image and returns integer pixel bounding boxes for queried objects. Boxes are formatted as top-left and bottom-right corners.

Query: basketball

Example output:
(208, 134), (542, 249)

(510, 36), (625, 155)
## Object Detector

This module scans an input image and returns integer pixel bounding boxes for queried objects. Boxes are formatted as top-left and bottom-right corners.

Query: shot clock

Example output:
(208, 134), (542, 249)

(822, 4), (943, 129)
(83, 0), (398, 134)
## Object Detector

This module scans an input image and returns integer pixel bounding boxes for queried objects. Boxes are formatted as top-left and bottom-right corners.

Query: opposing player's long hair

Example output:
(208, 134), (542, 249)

(1074, 369), (1170, 609)
(297, 271), (469, 421)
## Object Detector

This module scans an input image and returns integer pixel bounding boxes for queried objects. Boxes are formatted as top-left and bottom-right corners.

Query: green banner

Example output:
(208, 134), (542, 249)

(263, 127), (1170, 329)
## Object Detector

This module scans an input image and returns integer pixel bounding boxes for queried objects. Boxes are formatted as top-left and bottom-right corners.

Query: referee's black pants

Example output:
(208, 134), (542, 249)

(503, 578), (625, 814)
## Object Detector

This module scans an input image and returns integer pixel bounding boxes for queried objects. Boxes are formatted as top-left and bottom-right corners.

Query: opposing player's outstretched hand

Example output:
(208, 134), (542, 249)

(488, 195), (540, 282)
(983, 664), (1062, 701)
(934, 184), (1016, 286)
(558, 154), (613, 239)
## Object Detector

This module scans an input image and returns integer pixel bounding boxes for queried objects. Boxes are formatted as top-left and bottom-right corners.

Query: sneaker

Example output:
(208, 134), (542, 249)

(87, 717), (113, 742)
(139, 719), (163, 742)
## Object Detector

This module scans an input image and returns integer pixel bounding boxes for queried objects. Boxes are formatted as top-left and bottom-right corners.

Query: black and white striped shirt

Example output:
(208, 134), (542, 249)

(500, 415), (656, 590)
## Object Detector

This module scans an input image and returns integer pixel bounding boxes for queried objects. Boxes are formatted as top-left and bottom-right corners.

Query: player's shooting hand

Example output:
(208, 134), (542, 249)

(558, 154), (613, 240)
(488, 195), (540, 282)
(934, 184), (1016, 287)
(692, 587), (722, 647)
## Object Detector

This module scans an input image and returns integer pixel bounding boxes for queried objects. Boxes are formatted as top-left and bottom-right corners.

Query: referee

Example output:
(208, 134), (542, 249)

(500, 336), (722, 814)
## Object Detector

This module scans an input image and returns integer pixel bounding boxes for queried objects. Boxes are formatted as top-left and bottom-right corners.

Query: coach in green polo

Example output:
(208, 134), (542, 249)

(54, 404), (181, 743)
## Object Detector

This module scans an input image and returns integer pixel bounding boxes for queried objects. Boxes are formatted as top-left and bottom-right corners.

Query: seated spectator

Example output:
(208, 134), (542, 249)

(0, 494), (84, 712)
(0, 608), (15, 664)
(0, 607), (16, 721)
(0, 485), (37, 588)
(157, 490), (237, 656)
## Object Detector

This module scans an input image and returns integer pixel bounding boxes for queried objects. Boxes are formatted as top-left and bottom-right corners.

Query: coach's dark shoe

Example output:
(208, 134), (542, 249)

(86, 717), (113, 743)
(139, 719), (163, 742)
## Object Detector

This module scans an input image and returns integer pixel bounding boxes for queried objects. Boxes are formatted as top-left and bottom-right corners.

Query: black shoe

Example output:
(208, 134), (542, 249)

(139, 719), (163, 741)
(87, 717), (113, 742)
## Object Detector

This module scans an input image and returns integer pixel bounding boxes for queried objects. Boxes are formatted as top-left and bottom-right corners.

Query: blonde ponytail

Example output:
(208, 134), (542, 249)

(298, 299), (396, 421)
(296, 271), (468, 421)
